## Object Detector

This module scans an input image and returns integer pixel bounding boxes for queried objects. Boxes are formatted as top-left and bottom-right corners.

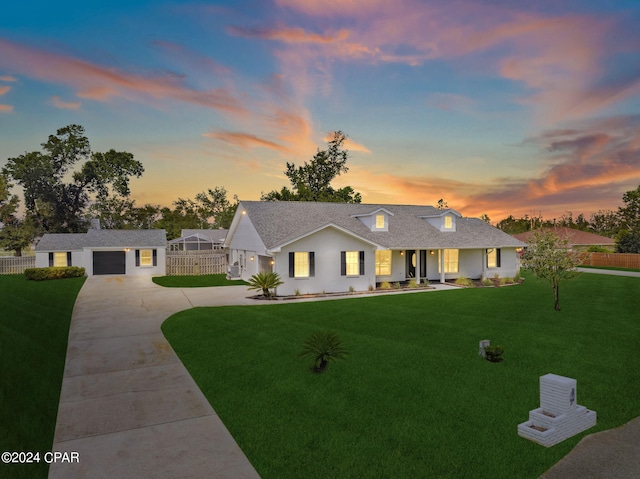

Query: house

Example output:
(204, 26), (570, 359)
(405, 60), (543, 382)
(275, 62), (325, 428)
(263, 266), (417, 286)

(35, 229), (167, 276)
(224, 201), (525, 296)
(168, 229), (228, 251)
(512, 227), (615, 252)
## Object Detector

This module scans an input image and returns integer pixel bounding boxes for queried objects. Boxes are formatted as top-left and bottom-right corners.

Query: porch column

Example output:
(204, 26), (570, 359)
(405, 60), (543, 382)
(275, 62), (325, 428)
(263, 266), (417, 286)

(440, 249), (445, 284)
(415, 249), (421, 283)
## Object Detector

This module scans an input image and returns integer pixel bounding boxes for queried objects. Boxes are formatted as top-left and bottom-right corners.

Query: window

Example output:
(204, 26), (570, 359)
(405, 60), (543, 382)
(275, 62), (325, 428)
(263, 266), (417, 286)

(438, 249), (459, 273)
(135, 249), (157, 267)
(487, 248), (501, 268)
(140, 249), (153, 266)
(289, 252), (315, 278)
(375, 214), (385, 229)
(375, 250), (392, 275)
(53, 252), (68, 267)
(341, 251), (364, 276)
(444, 215), (453, 229)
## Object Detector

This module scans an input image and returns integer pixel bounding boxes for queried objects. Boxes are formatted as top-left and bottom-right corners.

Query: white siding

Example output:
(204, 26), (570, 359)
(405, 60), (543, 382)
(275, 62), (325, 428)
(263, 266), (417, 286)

(274, 227), (376, 296)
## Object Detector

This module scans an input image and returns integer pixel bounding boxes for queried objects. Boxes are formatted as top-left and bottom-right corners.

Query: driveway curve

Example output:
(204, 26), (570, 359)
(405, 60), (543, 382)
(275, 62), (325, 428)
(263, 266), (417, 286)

(48, 276), (261, 479)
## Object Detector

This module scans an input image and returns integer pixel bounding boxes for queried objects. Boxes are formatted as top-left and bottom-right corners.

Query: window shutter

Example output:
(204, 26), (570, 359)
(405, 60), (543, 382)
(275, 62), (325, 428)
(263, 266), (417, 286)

(359, 251), (365, 275)
(67, 252), (72, 266)
(340, 251), (346, 276)
(152, 249), (157, 266)
(497, 248), (501, 268)
(135, 250), (140, 267)
(289, 252), (295, 277)
(309, 252), (315, 277)
(48, 252), (54, 267)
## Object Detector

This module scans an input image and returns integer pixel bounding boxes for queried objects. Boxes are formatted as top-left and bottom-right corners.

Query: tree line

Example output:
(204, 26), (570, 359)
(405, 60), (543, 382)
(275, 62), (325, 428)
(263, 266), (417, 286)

(1, 125), (639, 255)
(0, 126), (359, 254)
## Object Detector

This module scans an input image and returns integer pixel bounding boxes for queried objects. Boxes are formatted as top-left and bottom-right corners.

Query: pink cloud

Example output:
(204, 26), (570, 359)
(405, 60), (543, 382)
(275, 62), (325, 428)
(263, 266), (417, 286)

(0, 38), (244, 114)
(255, 1), (627, 124)
(0, 75), (16, 82)
(227, 25), (349, 44)
(0, 104), (13, 112)
(50, 96), (81, 110)
(202, 131), (288, 152)
(0, 85), (10, 96)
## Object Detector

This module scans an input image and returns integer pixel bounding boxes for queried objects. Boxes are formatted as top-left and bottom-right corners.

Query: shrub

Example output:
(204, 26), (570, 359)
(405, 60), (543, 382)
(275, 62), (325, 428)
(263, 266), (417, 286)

(481, 278), (494, 287)
(247, 272), (283, 297)
(379, 281), (391, 290)
(368, 284), (374, 292)
(24, 266), (85, 281)
(514, 270), (521, 282)
(348, 285), (355, 293)
(484, 345), (504, 363)
(298, 331), (348, 373)
(408, 278), (418, 288)
(393, 282), (401, 289)
(455, 277), (473, 287)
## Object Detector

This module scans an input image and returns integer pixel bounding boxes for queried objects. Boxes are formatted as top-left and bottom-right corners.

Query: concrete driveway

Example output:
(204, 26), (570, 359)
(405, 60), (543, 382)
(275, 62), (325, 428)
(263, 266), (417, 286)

(49, 277), (456, 478)
(48, 276), (261, 479)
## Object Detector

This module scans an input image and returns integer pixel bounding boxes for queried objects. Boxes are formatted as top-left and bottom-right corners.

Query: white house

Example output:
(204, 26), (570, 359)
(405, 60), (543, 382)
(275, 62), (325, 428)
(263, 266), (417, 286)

(224, 201), (526, 296)
(35, 229), (167, 276)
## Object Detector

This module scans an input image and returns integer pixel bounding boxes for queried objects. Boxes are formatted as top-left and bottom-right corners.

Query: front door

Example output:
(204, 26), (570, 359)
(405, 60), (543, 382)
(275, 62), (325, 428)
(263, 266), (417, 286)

(406, 250), (416, 278)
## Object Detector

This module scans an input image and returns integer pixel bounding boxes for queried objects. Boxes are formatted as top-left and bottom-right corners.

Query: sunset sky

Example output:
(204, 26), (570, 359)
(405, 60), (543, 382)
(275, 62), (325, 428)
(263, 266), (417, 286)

(1, 0), (640, 223)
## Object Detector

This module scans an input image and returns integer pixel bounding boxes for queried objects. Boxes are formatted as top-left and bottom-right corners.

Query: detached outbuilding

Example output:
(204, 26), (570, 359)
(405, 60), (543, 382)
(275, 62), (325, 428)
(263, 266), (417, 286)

(35, 229), (167, 276)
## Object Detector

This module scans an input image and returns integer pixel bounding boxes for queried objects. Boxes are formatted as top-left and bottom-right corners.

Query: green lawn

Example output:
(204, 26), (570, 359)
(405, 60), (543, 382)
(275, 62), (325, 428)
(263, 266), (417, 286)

(162, 272), (640, 479)
(152, 273), (248, 288)
(0, 275), (85, 479)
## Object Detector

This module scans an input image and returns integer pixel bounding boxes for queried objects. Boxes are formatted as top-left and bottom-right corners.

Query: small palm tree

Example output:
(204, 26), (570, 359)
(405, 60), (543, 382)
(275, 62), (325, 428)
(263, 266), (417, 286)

(299, 331), (348, 373)
(247, 271), (283, 298)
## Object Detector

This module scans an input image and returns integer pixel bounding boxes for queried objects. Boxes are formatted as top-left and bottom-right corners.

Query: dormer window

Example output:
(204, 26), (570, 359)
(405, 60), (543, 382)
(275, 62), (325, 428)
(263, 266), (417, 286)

(352, 208), (393, 232)
(444, 215), (453, 229)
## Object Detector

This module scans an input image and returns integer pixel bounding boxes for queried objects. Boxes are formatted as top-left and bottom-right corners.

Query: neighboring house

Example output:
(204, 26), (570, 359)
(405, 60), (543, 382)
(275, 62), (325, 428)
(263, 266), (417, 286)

(513, 227), (615, 252)
(224, 201), (525, 296)
(35, 229), (167, 276)
(168, 229), (228, 251)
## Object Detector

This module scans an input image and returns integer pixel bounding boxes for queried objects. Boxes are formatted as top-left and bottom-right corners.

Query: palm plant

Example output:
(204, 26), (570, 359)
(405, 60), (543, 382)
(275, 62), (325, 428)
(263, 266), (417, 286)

(299, 331), (348, 373)
(247, 271), (283, 298)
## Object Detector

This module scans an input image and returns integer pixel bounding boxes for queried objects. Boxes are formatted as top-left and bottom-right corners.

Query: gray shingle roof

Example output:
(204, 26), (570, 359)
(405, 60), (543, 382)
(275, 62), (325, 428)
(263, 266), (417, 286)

(239, 201), (525, 250)
(180, 229), (228, 242)
(36, 229), (167, 251)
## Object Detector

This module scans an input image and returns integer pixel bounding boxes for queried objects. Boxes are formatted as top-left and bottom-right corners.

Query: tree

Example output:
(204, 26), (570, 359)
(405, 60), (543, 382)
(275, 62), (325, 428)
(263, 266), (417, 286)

(174, 186), (234, 228)
(261, 131), (361, 203)
(436, 199), (448, 210)
(86, 197), (160, 229)
(616, 185), (640, 253)
(2, 125), (143, 233)
(589, 209), (620, 238)
(0, 173), (34, 256)
(522, 230), (581, 311)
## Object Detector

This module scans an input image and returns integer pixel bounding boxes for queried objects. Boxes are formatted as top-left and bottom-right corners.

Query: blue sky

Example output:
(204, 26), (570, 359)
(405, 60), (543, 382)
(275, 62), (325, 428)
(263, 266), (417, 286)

(1, 0), (640, 222)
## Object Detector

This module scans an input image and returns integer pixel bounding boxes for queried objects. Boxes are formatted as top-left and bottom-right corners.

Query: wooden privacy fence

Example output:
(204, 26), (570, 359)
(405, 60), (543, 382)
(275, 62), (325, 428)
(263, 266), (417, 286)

(581, 252), (640, 269)
(0, 256), (35, 275)
(166, 252), (228, 276)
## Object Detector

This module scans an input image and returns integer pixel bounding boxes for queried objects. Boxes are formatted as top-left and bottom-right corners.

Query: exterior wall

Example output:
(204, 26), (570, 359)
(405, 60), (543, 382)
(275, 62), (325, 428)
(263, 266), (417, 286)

(423, 248), (521, 280)
(82, 247), (166, 276)
(227, 212), (269, 280)
(273, 228), (376, 296)
(35, 251), (84, 269)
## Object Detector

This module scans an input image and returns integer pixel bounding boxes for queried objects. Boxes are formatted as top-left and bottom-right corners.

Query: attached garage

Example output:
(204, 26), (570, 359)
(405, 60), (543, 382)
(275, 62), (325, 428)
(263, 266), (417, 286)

(93, 251), (126, 275)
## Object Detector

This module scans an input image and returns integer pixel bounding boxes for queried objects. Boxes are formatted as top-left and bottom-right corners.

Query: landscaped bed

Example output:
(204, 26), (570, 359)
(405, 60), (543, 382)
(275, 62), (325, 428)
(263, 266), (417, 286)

(162, 272), (640, 478)
(0, 274), (85, 479)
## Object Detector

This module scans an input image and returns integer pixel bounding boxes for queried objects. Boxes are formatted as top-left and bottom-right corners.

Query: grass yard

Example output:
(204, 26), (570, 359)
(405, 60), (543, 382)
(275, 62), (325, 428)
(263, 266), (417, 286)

(163, 272), (640, 478)
(152, 273), (247, 288)
(0, 274), (85, 479)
